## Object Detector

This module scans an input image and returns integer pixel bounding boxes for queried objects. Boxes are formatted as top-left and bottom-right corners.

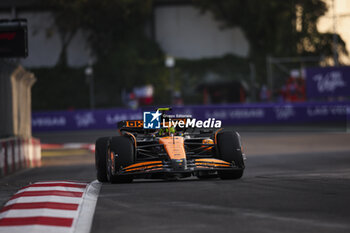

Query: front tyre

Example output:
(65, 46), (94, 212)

(95, 137), (109, 182)
(107, 136), (135, 183)
(216, 131), (245, 180)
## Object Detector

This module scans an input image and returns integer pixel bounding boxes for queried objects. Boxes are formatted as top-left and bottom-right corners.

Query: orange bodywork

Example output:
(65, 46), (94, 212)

(214, 128), (223, 144)
(195, 158), (232, 168)
(195, 158), (231, 164)
(125, 164), (163, 172)
(123, 161), (163, 172)
(124, 132), (137, 148)
(125, 120), (144, 128)
(124, 161), (162, 169)
(159, 136), (186, 160)
(120, 137), (234, 175)
(201, 139), (214, 151)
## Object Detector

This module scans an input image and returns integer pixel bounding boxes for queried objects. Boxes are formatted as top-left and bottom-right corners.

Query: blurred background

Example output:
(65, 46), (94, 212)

(1, 2), (350, 232)
(1, 0), (350, 137)
(1, 0), (350, 109)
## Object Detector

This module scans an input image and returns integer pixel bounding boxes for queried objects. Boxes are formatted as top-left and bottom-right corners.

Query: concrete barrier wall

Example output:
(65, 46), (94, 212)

(0, 60), (36, 138)
(0, 137), (41, 177)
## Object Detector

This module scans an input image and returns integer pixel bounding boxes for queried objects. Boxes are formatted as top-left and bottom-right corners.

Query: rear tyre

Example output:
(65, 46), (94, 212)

(107, 136), (135, 183)
(216, 131), (245, 180)
(95, 137), (109, 182)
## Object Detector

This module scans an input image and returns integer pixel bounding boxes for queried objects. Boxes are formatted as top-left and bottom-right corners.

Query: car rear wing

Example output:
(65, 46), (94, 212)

(117, 118), (190, 130)
(117, 108), (172, 129)
(118, 120), (144, 129)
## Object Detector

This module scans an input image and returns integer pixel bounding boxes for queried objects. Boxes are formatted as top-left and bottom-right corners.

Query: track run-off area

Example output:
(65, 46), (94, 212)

(1, 130), (350, 233)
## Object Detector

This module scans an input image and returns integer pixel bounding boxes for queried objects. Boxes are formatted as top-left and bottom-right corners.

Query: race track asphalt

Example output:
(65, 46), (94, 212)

(1, 130), (350, 233)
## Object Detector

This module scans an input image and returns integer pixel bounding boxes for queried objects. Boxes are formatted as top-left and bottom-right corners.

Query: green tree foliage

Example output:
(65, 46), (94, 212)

(93, 34), (168, 107)
(39, 0), (168, 108)
(45, 0), (153, 65)
(193, 0), (348, 80)
(176, 55), (250, 104)
(31, 66), (89, 110)
(44, 0), (85, 67)
(34, 0), (349, 110)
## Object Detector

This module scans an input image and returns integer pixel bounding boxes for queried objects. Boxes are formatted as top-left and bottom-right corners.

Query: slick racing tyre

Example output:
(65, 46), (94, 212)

(107, 136), (135, 183)
(95, 137), (109, 182)
(216, 131), (245, 180)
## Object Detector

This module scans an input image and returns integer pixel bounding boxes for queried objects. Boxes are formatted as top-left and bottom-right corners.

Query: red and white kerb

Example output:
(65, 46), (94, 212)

(0, 180), (100, 233)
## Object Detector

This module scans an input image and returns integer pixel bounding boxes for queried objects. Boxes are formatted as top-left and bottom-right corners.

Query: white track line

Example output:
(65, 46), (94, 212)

(73, 180), (101, 233)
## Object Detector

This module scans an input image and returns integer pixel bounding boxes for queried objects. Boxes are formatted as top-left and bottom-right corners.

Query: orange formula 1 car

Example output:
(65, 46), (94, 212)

(95, 110), (245, 183)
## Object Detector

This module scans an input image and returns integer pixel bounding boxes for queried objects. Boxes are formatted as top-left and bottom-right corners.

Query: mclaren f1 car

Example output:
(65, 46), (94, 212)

(95, 108), (245, 183)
